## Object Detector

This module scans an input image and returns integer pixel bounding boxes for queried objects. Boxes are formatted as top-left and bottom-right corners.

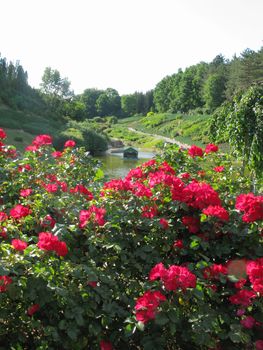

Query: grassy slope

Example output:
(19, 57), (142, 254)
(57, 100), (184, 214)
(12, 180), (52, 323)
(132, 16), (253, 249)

(0, 104), (66, 151)
(0, 105), (213, 151)
(107, 113), (212, 149)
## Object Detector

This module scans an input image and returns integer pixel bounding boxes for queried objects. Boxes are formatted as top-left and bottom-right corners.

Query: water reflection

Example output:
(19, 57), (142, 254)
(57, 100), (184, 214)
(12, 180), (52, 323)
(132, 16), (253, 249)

(95, 150), (155, 179)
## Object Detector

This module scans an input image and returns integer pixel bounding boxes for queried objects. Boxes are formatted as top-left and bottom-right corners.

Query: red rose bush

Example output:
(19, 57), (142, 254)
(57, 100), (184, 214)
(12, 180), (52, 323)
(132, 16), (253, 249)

(0, 131), (262, 349)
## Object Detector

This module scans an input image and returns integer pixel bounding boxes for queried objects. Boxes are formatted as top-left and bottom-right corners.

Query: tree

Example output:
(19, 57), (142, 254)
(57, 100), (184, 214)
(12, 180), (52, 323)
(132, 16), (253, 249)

(210, 84), (263, 183)
(95, 88), (121, 116)
(121, 94), (137, 116)
(40, 67), (73, 99)
(203, 73), (226, 111)
(81, 88), (104, 119)
(153, 75), (175, 112)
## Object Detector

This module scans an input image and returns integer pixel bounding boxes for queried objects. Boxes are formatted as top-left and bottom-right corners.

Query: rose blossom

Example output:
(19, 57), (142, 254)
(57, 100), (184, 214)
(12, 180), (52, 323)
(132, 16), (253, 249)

(12, 239), (28, 251)
(0, 275), (12, 292)
(240, 316), (255, 329)
(10, 204), (31, 219)
(205, 143), (219, 154)
(64, 140), (76, 148)
(27, 304), (40, 316)
(188, 145), (204, 158)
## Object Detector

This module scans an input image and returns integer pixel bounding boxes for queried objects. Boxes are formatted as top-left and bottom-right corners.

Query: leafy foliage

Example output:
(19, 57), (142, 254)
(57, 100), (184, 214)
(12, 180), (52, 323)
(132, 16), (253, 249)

(0, 129), (262, 349)
(210, 84), (263, 180)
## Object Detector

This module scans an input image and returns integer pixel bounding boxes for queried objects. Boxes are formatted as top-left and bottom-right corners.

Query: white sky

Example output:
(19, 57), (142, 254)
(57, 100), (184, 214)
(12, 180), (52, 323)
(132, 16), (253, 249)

(0, 0), (262, 95)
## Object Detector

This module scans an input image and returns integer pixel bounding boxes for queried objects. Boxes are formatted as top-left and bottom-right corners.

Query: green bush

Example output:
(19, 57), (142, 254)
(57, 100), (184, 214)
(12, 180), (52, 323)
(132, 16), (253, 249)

(0, 130), (262, 349)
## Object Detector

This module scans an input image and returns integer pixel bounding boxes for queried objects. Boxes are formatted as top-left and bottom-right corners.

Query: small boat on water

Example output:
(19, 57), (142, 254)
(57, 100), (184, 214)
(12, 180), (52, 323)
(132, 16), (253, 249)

(123, 147), (138, 159)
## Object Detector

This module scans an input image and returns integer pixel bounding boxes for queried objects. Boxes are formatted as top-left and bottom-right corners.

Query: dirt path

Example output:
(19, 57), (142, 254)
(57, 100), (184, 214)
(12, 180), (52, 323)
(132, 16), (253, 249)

(128, 127), (190, 149)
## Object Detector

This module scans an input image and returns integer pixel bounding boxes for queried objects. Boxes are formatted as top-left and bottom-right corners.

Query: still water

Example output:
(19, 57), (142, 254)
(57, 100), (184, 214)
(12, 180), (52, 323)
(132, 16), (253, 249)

(95, 150), (155, 179)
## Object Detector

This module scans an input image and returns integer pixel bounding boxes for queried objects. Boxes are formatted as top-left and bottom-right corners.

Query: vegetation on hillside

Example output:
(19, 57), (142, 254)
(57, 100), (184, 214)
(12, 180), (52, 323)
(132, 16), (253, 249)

(0, 47), (262, 165)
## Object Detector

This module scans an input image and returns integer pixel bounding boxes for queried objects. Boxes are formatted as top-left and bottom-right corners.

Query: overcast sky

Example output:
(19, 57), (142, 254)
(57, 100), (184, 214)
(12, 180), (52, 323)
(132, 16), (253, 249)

(0, 0), (262, 95)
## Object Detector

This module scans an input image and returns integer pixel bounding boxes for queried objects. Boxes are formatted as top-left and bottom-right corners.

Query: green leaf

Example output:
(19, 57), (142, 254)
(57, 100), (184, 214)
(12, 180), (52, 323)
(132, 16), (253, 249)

(167, 309), (178, 323)
(155, 312), (169, 326)
(94, 168), (104, 180)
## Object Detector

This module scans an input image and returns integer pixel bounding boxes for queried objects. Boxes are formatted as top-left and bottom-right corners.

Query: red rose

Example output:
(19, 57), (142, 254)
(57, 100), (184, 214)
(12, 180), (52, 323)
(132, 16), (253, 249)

(229, 289), (257, 306)
(173, 240), (184, 250)
(40, 215), (56, 229)
(79, 206), (106, 228)
(0, 128), (7, 139)
(180, 172), (191, 179)
(246, 258), (263, 294)
(70, 185), (93, 200)
(42, 183), (58, 193)
(188, 145), (204, 158)
(236, 309), (246, 317)
(240, 316), (255, 329)
(27, 304), (40, 316)
(32, 134), (52, 147)
(159, 218), (169, 229)
(25, 144), (39, 152)
(55, 241), (68, 257)
(0, 275), (12, 292)
(0, 212), (8, 222)
(202, 205), (229, 221)
(18, 164), (32, 172)
(213, 166), (224, 172)
(135, 290), (166, 323)
(20, 188), (33, 197)
(181, 181), (221, 209)
(149, 263), (167, 281)
(37, 232), (68, 257)
(64, 140), (76, 148)
(162, 265), (196, 291)
(203, 264), (227, 280)
(12, 239), (28, 251)
(52, 151), (63, 158)
(205, 143), (219, 154)
(132, 182), (152, 198)
(235, 193), (263, 223)
(10, 204), (31, 220)
(256, 340), (263, 350)
(126, 167), (144, 180)
(141, 205), (158, 219)
(182, 216), (200, 233)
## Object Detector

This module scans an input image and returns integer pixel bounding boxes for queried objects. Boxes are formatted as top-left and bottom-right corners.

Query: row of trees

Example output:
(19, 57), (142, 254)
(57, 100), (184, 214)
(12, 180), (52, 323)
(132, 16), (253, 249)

(0, 54), (51, 115)
(1, 47), (262, 121)
(39, 67), (154, 119)
(154, 48), (263, 113)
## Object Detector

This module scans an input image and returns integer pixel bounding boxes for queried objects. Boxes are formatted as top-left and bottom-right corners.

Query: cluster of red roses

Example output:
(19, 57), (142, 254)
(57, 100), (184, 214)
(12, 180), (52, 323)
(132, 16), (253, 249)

(134, 257), (262, 334)
(135, 262), (196, 323)
(135, 290), (167, 323)
(24, 134), (76, 153)
(187, 143), (219, 158)
(79, 205), (106, 228)
(236, 193), (263, 223)
(37, 232), (68, 257)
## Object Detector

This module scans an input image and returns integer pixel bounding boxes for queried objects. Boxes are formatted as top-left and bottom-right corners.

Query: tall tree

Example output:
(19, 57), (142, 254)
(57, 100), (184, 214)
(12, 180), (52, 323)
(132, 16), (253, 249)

(81, 88), (104, 119)
(95, 88), (121, 116)
(121, 94), (137, 116)
(210, 84), (263, 182)
(203, 73), (227, 111)
(40, 67), (72, 99)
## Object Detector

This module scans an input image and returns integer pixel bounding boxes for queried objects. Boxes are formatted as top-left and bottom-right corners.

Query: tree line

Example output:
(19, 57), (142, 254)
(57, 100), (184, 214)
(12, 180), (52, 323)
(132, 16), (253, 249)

(0, 47), (262, 121)
(154, 48), (263, 113)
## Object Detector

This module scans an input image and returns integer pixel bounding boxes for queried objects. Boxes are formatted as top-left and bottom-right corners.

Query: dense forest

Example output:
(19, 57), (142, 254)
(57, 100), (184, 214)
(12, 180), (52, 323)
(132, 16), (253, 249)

(1, 47), (262, 120)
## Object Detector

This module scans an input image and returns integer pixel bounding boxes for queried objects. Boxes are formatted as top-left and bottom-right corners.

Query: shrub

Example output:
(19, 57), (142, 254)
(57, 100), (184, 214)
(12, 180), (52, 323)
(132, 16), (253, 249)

(0, 129), (262, 349)
(13, 136), (23, 142)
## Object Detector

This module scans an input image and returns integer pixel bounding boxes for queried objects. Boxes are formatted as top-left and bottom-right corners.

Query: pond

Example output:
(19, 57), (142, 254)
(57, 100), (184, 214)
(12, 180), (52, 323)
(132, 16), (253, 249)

(95, 150), (155, 179)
